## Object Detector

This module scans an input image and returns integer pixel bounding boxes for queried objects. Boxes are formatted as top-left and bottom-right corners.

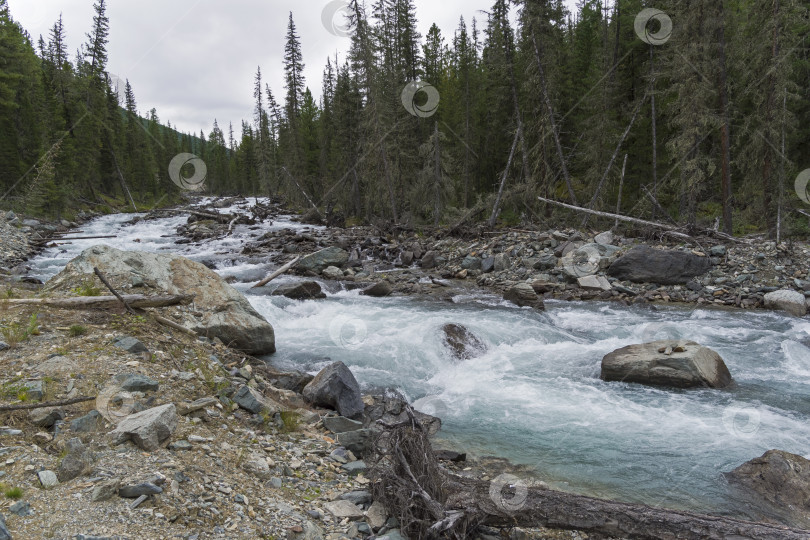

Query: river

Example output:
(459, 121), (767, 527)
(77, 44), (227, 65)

(26, 200), (810, 520)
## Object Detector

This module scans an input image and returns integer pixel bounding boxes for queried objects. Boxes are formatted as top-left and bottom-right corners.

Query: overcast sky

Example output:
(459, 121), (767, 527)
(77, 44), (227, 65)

(8, 0), (577, 136)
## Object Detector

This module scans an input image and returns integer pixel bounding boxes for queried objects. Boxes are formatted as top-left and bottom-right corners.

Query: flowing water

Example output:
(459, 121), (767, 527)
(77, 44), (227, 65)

(27, 202), (810, 519)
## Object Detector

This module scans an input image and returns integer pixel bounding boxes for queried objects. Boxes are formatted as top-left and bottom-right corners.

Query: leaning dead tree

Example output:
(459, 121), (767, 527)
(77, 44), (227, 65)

(369, 405), (809, 539)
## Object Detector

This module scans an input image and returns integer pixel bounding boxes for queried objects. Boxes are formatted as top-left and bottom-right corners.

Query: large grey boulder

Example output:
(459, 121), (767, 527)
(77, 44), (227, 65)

(303, 362), (365, 419)
(441, 323), (487, 361)
(726, 449), (810, 528)
(607, 245), (711, 285)
(298, 247), (349, 274)
(600, 340), (733, 389)
(45, 245), (276, 355)
(763, 290), (807, 317)
(109, 403), (177, 451)
(272, 281), (326, 300)
(503, 283), (544, 309)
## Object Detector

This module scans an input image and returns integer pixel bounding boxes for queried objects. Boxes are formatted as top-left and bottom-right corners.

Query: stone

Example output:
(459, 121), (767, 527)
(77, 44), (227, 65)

(421, 251), (439, 269)
(267, 371), (314, 393)
(594, 231), (614, 245)
(339, 490), (373, 505)
(168, 440), (192, 451)
(366, 501), (387, 530)
(324, 500), (364, 520)
(114, 373), (159, 392)
(176, 397), (218, 415)
(91, 478), (121, 502)
(28, 407), (65, 428)
(435, 450), (466, 462)
(272, 281), (326, 300)
(24, 380), (44, 401)
(400, 251), (414, 266)
(600, 340), (733, 389)
(109, 403), (177, 451)
(0, 514), (9, 540)
(118, 482), (162, 498)
(233, 385), (281, 415)
(38, 470), (58, 488)
(269, 477), (282, 489)
(763, 289), (807, 317)
(112, 336), (148, 354)
(379, 530), (406, 540)
(607, 245), (712, 285)
(481, 257), (495, 273)
(302, 361), (364, 419)
(503, 283), (543, 309)
(364, 393), (441, 437)
(70, 410), (102, 432)
(560, 243), (618, 279)
(322, 266), (344, 280)
(56, 437), (92, 482)
(341, 460), (368, 476)
(337, 429), (373, 457)
(725, 449), (810, 527)
(287, 520), (325, 540)
(533, 254), (557, 270)
(441, 323), (487, 361)
(9, 500), (32, 516)
(461, 256), (482, 271)
(361, 281), (393, 297)
(493, 253), (511, 272)
(710, 245), (727, 257)
(0, 342), (7, 352)
(45, 245), (276, 355)
(298, 247), (349, 274)
(322, 416), (363, 434)
(577, 275), (612, 291)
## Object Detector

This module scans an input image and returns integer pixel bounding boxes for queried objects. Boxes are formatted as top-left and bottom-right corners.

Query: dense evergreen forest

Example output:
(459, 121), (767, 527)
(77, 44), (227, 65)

(1, 0), (808, 237)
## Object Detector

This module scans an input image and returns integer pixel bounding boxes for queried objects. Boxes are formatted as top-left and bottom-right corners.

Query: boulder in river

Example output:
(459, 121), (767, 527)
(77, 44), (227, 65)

(441, 323), (487, 360)
(503, 283), (544, 309)
(360, 281), (393, 297)
(297, 247), (349, 274)
(272, 281), (327, 300)
(726, 449), (810, 528)
(763, 289), (807, 317)
(302, 361), (365, 419)
(607, 245), (712, 285)
(600, 340), (733, 388)
(45, 245), (276, 355)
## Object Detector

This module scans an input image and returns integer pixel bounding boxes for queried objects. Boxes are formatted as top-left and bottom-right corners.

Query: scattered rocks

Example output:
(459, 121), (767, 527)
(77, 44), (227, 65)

(360, 281), (393, 297)
(28, 407), (65, 428)
(763, 289), (807, 317)
(303, 361), (365, 419)
(109, 403), (178, 451)
(726, 449), (810, 527)
(336, 429), (373, 457)
(441, 323), (487, 360)
(607, 245), (712, 285)
(601, 340), (733, 389)
(272, 281), (327, 300)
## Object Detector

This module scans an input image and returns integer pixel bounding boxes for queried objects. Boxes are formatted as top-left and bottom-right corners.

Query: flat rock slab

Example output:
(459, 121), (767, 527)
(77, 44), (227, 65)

(109, 403), (177, 451)
(112, 336), (148, 354)
(233, 385), (281, 415)
(118, 482), (163, 498)
(763, 289), (807, 317)
(324, 499), (364, 520)
(601, 340), (733, 389)
(607, 245), (712, 285)
(115, 373), (159, 392)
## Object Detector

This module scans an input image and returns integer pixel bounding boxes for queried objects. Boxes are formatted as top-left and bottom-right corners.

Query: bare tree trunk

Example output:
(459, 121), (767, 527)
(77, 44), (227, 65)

(615, 153), (627, 229)
(716, 1), (733, 235)
(650, 44), (659, 220)
(762, 0), (781, 238)
(490, 127), (520, 227)
(4, 294), (193, 310)
(433, 122), (441, 226)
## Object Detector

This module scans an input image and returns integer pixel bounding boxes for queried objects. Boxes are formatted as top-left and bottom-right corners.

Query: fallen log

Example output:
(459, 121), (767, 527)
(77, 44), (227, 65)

(150, 313), (197, 336)
(94, 267), (136, 314)
(370, 404), (810, 539)
(3, 294), (194, 310)
(251, 256), (301, 289)
(0, 396), (95, 412)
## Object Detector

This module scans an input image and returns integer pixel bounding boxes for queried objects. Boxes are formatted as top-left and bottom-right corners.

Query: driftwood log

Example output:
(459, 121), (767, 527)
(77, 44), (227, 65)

(3, 294), (193, 310)
(369, 405), (810, 539)
(0, 396), (95, 412)
(251, 256), (301, 288)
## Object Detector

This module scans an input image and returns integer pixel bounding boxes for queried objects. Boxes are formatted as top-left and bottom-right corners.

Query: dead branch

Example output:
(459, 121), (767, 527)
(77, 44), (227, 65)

(150, 313), (197, 336)
(0, 396), (94, 412)
(93, 267), (136, 314)
(4, 294), (193, 310)
(251, 256), (301, 289)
